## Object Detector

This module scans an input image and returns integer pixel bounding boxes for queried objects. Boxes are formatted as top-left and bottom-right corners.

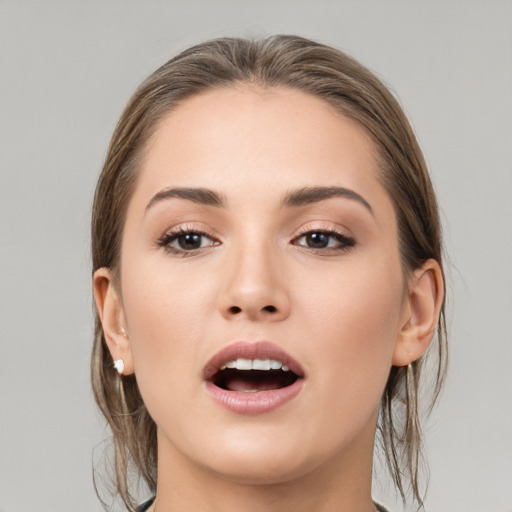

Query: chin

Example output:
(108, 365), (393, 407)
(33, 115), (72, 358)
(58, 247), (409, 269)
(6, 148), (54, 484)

(206, 454), (316, 486)
(191, 428), (328, 486)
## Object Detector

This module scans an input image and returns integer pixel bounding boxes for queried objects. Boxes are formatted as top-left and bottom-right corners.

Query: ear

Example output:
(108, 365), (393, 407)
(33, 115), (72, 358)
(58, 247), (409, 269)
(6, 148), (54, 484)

(393, 259), (444, 367)
(93, 268), (134, 375)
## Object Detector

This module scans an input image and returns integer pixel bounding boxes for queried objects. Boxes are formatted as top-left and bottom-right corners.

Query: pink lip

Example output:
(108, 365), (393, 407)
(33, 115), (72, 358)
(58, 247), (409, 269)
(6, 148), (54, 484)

(203, 341), (305, 415)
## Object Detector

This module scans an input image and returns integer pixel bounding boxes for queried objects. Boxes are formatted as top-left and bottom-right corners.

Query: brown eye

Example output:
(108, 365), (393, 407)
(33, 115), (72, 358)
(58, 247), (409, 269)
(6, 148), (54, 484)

(294, 230), (355, 251)
(304, 232), (330, 248)
(158, 229), (219, 254)
(176, 233), (203, 250)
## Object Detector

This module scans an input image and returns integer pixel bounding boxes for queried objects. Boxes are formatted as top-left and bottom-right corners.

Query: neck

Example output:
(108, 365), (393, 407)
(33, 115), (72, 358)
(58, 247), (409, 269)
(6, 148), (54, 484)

(152, 423), (377, 512)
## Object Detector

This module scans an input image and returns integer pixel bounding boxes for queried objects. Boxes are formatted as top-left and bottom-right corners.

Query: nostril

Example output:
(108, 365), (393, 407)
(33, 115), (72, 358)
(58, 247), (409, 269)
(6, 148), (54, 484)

(226, 305), (278, 316)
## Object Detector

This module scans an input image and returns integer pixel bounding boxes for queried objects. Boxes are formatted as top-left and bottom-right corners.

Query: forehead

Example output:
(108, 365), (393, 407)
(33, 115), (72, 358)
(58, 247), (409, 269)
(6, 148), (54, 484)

(132, 85), (390, 214)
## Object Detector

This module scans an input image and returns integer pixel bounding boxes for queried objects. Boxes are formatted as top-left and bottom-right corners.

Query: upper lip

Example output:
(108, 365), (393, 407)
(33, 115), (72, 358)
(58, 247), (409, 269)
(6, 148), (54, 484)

(203, 341), (306, 381)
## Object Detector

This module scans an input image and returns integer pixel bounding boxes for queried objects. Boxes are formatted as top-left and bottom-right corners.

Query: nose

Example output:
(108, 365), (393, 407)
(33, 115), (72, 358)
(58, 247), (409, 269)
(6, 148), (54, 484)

(217, 240), (291, 322)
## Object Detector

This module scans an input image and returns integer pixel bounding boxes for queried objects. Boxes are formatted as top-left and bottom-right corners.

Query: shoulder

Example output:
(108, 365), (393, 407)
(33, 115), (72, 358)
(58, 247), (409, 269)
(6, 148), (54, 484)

(135, 497), (155, 512)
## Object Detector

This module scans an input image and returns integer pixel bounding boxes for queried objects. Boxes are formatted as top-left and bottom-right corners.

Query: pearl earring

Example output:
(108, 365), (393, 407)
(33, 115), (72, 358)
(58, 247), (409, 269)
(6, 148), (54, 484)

(114, 359), (125, 375)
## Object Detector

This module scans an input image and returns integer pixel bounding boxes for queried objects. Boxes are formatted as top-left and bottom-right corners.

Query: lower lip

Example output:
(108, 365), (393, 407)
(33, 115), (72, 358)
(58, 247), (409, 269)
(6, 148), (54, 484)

(205, 379), (304, 415)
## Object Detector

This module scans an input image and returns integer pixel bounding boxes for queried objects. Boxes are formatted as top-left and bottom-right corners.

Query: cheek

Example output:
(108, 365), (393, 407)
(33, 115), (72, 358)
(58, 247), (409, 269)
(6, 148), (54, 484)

(298, 253), (405, 391)
(119, 256), (218, 399)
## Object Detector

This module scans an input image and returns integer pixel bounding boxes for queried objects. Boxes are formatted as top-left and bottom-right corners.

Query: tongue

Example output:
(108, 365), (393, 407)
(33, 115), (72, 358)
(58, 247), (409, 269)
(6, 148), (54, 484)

(226, 373), (288, 392)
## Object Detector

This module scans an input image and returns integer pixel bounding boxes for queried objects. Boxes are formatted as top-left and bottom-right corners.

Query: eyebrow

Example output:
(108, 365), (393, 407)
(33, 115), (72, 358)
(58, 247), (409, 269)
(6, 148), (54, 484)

(145, 187), (225, 212)
(282, 186), (373, 215)
(145, 185), (372, 215)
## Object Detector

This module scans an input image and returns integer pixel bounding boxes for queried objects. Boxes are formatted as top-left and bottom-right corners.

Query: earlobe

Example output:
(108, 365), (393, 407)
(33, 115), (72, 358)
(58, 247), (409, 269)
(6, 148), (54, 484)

(393, 259), (444, 367)
(93, 268), (135, 375)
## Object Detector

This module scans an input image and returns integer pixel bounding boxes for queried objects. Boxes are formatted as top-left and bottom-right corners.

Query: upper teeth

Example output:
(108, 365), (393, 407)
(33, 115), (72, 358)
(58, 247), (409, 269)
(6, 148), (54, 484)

(220, 358), (290, 371)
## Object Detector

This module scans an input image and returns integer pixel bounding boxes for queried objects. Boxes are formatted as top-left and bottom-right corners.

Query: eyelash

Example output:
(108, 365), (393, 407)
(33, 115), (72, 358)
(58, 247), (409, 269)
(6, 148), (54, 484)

(156, 226), (356, 256)
(291, 227), (356, 253)
(156, 226), (220, 257)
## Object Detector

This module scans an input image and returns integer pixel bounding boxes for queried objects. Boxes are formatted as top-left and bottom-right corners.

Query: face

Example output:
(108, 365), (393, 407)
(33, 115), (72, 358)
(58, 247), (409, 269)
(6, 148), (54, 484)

(115, 86), (409, 483)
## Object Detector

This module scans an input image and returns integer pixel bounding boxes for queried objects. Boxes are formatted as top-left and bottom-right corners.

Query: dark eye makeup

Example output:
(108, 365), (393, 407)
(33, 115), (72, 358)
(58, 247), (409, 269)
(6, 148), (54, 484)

(291, 228), (356, 252)
(156, 226), (220, 256)
(156, 225), (356, 256)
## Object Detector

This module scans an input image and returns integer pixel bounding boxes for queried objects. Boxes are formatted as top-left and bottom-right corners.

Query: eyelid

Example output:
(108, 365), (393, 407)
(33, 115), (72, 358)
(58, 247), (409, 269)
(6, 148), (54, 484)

(294, 221), (353, 238)
(291, 224), (356, 252)
(156, 224), (221, 256)
(157, 222), (220, 241)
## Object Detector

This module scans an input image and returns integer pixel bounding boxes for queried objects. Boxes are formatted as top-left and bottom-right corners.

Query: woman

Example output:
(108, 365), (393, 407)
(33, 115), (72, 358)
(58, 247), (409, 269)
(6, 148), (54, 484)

(91, 35), (446, 512)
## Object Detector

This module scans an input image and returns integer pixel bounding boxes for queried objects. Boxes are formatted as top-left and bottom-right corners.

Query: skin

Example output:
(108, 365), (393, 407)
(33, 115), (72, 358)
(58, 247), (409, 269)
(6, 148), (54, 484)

(94, 86), (443, 512)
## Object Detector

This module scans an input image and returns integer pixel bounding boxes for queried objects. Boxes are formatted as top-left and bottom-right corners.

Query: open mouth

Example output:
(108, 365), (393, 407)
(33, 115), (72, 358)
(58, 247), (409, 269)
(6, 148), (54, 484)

(203, 342), (305, 392)
(203, 342), (305, 414)
(211, 358), (300, 392)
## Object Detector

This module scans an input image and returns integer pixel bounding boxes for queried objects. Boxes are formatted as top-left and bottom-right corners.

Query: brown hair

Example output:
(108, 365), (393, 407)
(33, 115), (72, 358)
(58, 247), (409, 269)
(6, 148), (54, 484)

(91, 35), (447, 510)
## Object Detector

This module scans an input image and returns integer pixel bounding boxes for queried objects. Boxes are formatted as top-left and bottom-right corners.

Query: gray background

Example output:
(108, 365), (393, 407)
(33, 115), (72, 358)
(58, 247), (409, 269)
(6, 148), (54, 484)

(1, 1), (511, 511)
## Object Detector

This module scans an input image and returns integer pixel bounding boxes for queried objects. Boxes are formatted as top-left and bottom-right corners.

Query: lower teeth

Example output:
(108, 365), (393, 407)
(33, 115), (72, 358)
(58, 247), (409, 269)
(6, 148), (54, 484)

(212, 368), (298, 392)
